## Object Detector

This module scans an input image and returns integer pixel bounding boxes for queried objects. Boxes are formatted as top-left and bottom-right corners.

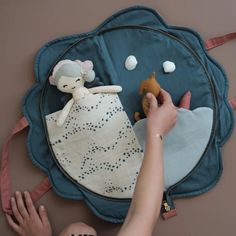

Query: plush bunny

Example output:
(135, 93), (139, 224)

(134, 72), (161, 120)
(49, 59), (122, 126)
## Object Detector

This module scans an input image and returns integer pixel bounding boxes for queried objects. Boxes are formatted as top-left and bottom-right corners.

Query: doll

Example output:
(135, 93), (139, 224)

(49, 59), (122, 126)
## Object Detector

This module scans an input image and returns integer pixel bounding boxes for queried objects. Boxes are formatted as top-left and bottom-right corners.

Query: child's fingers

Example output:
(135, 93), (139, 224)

(24, 191), (38, 217)
(38, 205), (50, 227)
(5, 213), (22, 234)
(11, 197), (23, 223)
(15, 191), (29, 219)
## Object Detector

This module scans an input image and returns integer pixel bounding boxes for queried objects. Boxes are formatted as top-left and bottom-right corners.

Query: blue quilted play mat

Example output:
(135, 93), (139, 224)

(22, 6), (234, 222)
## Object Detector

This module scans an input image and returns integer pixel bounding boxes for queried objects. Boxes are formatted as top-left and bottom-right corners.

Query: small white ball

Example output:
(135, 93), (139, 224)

(163, 61), (176, 73)
(125, 55), (138, 71)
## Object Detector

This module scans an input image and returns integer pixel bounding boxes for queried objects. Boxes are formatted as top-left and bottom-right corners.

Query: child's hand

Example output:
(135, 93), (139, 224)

(5, 191), (52, 236)
(146, 89), (177, 137)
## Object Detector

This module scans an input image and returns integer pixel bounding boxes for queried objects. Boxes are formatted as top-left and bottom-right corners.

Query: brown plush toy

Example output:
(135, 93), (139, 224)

(134, 72), (161, 121)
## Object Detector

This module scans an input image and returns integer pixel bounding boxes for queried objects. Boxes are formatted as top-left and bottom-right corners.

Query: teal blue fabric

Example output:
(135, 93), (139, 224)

(23, 6), (234, 222)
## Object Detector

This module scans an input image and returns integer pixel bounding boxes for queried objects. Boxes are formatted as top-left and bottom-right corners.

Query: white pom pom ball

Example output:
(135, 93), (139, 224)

(163, 61), (176, 73)
(125, 55), (138, 71)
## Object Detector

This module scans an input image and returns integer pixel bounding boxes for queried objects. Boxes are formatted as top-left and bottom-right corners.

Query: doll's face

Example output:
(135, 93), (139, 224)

(57, 76), (85, 93)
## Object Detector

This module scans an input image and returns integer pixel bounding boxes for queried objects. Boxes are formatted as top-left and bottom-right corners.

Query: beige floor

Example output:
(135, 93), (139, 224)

(0, 0), (235, 235)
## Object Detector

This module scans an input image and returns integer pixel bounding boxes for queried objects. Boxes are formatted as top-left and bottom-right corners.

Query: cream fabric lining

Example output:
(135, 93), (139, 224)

(46, 93), (143, 198)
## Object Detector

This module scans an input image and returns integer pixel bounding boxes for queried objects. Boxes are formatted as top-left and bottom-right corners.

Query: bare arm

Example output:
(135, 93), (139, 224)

(118, 89), (177, 236)
(118, 132), (164, 236)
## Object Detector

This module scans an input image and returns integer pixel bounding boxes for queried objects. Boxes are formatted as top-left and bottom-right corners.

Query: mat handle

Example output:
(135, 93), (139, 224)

(229, 97), (236, 110)
(0, 116), (52, 214)
(205, 33), (236, 112)
(205, 32), (236, 50)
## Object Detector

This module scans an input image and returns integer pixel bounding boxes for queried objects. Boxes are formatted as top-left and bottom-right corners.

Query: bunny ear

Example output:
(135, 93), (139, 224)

(49, 75), (56, 85)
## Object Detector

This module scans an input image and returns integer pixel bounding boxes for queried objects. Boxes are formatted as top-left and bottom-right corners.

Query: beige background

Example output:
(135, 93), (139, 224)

(0, 0), (235, 235)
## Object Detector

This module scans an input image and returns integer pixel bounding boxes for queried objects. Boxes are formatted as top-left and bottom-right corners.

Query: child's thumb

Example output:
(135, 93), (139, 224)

(146, 93), (158, 110)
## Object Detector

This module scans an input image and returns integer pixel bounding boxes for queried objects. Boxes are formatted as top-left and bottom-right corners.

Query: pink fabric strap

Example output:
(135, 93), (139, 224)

(0, 116), (52, 214)
(29, 177), (51, 203)
(205, 34), (236, 111)
(205, 32), (236, 50)
(229, 97), (236, 110)
(162, 209), (177, 220)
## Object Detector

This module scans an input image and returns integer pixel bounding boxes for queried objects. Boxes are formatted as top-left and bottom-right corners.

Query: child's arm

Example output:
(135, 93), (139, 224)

(88, 85), (122, 94)
(56, 98), (74, 127)
(118, 89), (177, 236)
